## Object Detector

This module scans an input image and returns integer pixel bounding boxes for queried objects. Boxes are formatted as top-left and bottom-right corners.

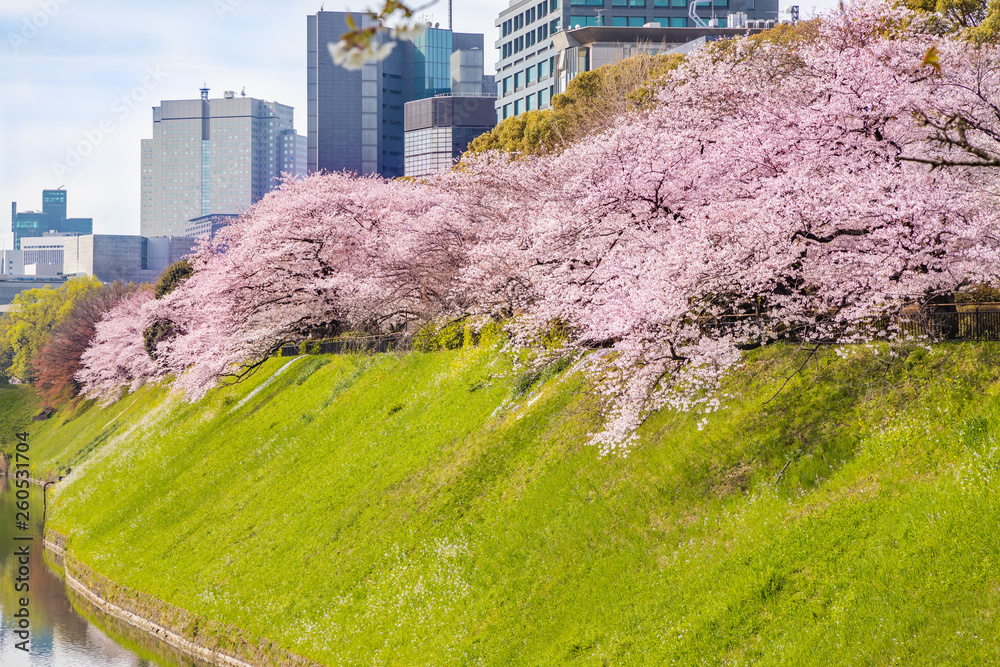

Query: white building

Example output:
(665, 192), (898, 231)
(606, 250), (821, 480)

(141, 88), (307, 237)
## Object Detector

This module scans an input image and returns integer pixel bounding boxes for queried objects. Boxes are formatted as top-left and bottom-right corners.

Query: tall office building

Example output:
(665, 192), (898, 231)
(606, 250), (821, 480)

(11, 189), (92, 250)
(308, 11), (493, 178)
(494, 0), (779, 119)
(140, 89), (306, 238)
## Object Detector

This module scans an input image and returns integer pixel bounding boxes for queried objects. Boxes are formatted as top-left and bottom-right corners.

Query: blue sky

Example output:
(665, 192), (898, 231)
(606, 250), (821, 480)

(0, 0), (838, 248)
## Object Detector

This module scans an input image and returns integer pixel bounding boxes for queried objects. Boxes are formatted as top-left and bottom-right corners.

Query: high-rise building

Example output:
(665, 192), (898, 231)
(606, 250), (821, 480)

(140, 89), (306, 238)
(404, 96), (497, 177)
(494, 0), (779, 119)
(308, 11), (493, 178)
(11, 189), (92, 250)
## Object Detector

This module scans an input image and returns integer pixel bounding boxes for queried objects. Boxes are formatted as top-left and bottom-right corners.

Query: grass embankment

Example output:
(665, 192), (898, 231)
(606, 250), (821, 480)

(14, 343), (1000, 665)
(0, 384), (40, 470)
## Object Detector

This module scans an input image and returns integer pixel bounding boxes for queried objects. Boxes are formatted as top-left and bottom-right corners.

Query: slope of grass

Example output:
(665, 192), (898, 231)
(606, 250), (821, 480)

(19, 342), (1000, 665)
(0, 384), (40, 458)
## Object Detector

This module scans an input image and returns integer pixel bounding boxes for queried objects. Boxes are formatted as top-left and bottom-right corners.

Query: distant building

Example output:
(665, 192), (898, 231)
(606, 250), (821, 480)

(185, 213), (239, 239)
(494, 0), (779, 119)
(141, 89), (306, 238)
(0, 277), (68, 314)
(307, 11), (493, 178)
(62, 235), (198, 284)
(11, 189), (92, 250)
(0, 233), (78, 277)
(404, 95), (497, 177)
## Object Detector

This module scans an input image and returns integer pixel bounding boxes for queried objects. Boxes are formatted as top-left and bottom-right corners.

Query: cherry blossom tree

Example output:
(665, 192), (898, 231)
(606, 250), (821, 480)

(76, 288), (162, 404)
(77, 0), (1000, 451)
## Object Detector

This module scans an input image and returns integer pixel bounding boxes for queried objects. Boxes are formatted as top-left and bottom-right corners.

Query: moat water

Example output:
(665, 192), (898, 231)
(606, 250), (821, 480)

(0, 477), (169, 666)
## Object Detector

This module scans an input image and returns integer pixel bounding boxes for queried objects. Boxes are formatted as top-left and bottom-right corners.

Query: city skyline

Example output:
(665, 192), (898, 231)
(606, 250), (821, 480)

(0, 0), (837, 250)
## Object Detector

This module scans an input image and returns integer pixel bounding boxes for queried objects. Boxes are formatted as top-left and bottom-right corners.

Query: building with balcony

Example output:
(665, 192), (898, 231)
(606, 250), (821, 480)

(494, 0), (779, 119)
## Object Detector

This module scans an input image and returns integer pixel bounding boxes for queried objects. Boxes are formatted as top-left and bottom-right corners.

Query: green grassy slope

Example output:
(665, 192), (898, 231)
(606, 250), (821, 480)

(19, 343), (1000, 665)
(0, 385), (40, 458)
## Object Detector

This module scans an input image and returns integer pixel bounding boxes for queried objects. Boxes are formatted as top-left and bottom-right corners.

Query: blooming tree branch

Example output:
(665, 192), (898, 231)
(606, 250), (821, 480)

(328, 0), (432, 70)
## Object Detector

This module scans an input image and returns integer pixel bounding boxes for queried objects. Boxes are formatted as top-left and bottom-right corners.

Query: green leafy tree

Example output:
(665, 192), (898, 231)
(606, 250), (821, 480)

(0, 276), (102, 382)
(465, 53), (683, 158)
(153, 259), (193, 299)
(901, 0), (1000, 40)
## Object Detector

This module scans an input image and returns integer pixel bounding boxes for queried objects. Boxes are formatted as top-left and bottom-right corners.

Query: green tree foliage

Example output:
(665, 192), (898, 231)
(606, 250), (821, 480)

(153, 259), (193, 299)
(465, 53), (683, 157)
(0, 276), (102, 382)
(143, 259), (194, 360)
(901, 0), (1000, 40)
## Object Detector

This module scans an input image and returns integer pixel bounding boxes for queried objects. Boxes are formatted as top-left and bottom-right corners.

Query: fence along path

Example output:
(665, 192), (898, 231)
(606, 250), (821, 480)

(277, 305), (1000, 358)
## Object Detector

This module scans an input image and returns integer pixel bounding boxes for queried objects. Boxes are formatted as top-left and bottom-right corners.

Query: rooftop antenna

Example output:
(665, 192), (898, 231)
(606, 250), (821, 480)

(449, 0), (453, 30)
(596, 8), (606, 25)
(200, 83), (209, 100)
(241, 86), (246, 97)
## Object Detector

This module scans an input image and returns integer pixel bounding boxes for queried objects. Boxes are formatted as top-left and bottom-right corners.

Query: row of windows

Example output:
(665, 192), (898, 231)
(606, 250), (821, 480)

(501, 0), (560, 37)
(502, 86), (555, 118)
(573, 15), (707, 25)
(570, 0), (732, 5)
(572, 0), (730, 4)
(501, 19), (560, 59)
(569, 9), (729, 27)
(502, 57), (556, 96)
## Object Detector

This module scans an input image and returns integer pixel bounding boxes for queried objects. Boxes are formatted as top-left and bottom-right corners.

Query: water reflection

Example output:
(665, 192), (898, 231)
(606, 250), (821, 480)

(0, 475), (159, 666)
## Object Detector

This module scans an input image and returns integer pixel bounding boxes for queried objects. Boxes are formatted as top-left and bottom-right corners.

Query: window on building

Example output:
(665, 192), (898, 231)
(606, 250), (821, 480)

(551, 0), (559, 9)
(514, 98), (523, 115)
(525, 95), (535, 111)
(569, 15), (601, 26)
(612, 15), (627, 24)
(714, 0), (727, 6)
(669, 16), (687, 25)
(629, 15), (646, 24)
(715, 16), (727, 25)
(515, 70), (524, 89)
(538, 24), (548, 39)
(503, 76), (512, 94)
(551, 17), (561, 31)
(526, 65), (536, 84)
(538, 59), (550, 79)
(539, 88), (551, 107)
(653, 0), (670, 4)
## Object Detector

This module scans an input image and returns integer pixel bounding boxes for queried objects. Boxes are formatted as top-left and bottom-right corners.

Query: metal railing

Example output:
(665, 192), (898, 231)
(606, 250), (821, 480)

(279, 333), (406, 357)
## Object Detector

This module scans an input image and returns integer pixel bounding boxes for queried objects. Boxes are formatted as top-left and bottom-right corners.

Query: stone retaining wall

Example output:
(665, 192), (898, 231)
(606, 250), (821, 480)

(44, 530), (324, 667)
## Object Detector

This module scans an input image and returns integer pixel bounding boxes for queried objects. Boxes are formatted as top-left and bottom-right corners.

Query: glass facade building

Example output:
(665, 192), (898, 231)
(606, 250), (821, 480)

(10, 189), (92, 251)
(414, 28), (454, 99)
(308, 11), (493, 179)
(404, 96), (497, 177)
